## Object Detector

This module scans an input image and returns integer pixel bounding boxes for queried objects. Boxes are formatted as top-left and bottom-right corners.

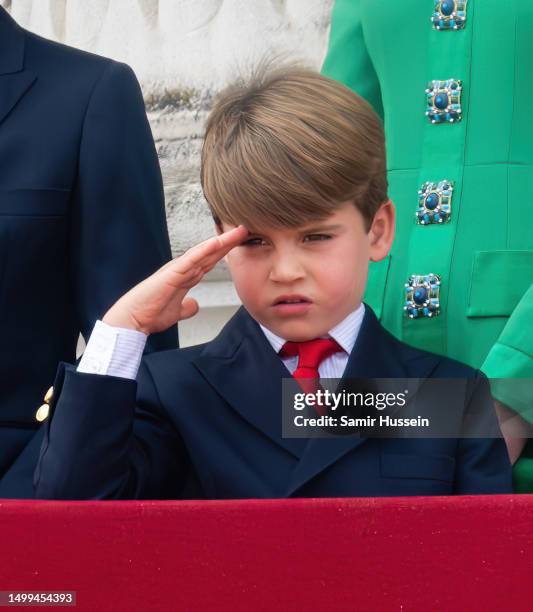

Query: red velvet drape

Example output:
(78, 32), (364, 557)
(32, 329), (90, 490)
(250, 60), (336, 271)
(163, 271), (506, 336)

(1, 496), (532, 611)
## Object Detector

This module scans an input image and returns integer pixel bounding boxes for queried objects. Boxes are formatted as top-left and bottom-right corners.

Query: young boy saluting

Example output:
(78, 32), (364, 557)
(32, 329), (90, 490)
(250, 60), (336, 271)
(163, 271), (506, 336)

(35, 67), (511, 499)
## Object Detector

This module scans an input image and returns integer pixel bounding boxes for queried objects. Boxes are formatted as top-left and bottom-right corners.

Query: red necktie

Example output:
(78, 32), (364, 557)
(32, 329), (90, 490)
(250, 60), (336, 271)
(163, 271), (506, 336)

(280, 338), (343, 415)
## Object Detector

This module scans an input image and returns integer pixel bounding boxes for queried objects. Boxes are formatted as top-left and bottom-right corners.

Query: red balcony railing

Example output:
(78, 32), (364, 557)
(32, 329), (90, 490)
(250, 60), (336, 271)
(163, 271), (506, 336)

(1, 495), (532, 611)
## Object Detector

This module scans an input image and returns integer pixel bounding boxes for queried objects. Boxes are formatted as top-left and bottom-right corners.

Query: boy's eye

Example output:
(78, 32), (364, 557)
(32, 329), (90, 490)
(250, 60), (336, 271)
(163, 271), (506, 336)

(241, 237), (267, 247)
(303, 234), (332, 242)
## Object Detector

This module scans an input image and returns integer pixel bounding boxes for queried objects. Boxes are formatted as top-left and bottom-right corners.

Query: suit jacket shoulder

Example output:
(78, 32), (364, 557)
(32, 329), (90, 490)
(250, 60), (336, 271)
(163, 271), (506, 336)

(143, 304), (482, 397)
(24, 25), (114, 77)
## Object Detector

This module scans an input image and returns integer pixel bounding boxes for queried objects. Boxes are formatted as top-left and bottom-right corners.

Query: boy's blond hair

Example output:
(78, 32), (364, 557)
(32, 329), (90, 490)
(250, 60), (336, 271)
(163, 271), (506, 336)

(201, 65), (387, 231)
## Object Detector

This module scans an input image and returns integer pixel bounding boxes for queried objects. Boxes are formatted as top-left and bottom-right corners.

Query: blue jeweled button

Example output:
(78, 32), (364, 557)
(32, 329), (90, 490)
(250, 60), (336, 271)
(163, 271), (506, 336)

(435, 93), (449, 110)
(404, 274), (441, 319)
(425, 193), (439, 210)
(432, 0), (468, 31)
(416, 180), (454, 225)
(441, 1), (455, 16)
(413, 287), (428, 305)
(426, 79), (462, 124)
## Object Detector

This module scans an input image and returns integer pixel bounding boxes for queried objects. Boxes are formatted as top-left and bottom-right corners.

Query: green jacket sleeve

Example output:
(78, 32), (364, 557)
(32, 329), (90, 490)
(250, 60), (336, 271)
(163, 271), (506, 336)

(482, 283), (533, 421)
(321, 0), (383, 119)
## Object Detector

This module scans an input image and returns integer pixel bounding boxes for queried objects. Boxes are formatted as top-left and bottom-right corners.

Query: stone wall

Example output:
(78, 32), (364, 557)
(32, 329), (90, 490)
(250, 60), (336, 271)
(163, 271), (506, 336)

(3, 0), (335, 345)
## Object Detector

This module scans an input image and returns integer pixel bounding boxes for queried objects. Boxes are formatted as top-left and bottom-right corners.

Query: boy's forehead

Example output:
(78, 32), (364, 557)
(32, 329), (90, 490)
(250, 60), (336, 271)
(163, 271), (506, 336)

(238, 220), (342, 235)
(221, 200), (358, 235)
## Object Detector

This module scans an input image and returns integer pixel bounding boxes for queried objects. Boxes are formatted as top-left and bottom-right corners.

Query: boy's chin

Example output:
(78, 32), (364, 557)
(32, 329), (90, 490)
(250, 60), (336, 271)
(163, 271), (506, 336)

(267, 320), (330, 342)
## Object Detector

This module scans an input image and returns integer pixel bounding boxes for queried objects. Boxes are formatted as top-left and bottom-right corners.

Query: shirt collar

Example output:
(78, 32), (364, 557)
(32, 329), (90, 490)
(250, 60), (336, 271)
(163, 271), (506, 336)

(259, 303), (365, 356)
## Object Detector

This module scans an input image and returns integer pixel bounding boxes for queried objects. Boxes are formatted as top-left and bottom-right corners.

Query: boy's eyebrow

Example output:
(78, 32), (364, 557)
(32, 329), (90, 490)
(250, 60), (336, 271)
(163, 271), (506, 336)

(244, 223), (345, 236)
(298, 223), (345, 234)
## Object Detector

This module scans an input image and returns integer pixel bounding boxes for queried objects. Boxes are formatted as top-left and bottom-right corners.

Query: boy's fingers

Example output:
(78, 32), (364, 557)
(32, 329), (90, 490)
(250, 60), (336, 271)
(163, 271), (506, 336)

(174, 268), (204, 290)
(176, 251), (232, 286)
(179, 297), (199, 321)
(190, 227), (247, 262)
(178, 225), (248, 271)
(217, 225), (249, 247)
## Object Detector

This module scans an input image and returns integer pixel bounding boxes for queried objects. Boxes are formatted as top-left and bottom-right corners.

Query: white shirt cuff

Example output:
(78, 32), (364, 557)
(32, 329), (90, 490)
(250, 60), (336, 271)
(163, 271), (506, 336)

(77, 320), (147, 380)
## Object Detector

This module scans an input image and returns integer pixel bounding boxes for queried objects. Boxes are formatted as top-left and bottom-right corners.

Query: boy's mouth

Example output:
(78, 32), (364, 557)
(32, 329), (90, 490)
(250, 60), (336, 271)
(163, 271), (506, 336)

(271, 295), (313, 315)
(272, 294), (312, 305)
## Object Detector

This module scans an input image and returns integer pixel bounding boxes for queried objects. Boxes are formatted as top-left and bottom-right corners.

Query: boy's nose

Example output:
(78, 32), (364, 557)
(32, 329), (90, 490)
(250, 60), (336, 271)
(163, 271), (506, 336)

(268, 253), (306, 283)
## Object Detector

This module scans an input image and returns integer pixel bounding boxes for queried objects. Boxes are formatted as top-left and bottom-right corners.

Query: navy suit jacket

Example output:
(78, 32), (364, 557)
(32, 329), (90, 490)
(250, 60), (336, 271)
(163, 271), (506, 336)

(34, 306), (512, 500)
(0, 8), (178, 497)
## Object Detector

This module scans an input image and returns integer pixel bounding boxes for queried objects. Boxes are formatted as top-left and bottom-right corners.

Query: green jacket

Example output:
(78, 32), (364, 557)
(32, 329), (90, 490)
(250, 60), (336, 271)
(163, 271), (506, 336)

(323, 0), (533, 484)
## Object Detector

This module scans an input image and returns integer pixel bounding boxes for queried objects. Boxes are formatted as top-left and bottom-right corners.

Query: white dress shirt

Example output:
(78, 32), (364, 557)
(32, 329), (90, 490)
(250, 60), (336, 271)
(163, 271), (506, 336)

(77, 303), (366, 381)
(259, 303), (365, 378)
(77, 320), (147, 379)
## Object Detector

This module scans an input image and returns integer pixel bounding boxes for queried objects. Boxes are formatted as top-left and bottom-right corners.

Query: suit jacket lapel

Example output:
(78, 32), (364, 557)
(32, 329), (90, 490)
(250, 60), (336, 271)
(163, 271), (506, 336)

(192, 307), (308, 459)
(284, 306), (433, 497)
(0, 8), (37, 126)
(193, 304), (441, 497)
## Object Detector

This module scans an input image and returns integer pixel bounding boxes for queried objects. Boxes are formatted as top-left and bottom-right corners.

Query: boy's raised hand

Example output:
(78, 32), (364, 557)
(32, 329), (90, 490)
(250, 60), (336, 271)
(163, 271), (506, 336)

(103, 225), (248, 335)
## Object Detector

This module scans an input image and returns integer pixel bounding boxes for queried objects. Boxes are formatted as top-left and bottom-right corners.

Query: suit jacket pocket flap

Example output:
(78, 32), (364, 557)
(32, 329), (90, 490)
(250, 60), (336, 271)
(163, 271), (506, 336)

(0, 189), (70, 216)
(467, 250), (533, 317)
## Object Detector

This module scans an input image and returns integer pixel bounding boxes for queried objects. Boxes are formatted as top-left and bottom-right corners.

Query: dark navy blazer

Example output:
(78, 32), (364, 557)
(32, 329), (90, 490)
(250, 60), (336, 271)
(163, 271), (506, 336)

(34, 306), (512, 500)
(0, 8), (178, 497)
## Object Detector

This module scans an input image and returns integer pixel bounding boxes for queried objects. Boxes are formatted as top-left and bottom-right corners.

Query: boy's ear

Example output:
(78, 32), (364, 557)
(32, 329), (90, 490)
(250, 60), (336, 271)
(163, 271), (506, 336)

(368, 200), (395, 262)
